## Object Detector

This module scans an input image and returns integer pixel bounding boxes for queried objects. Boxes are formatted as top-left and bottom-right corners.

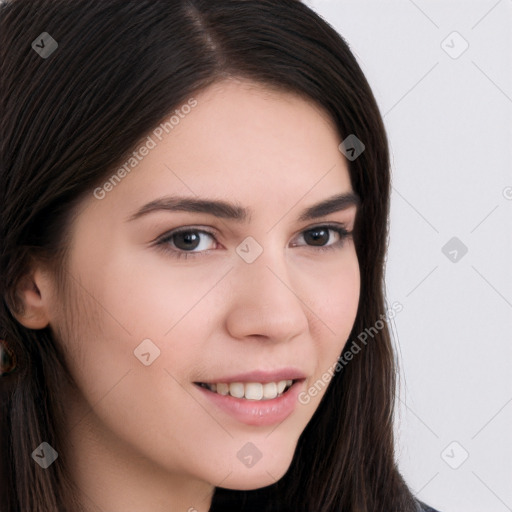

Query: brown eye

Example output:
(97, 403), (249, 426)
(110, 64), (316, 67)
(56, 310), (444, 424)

(155, 228), (217, 259)
(292, 224), (351, 252)
(303, 227), (331, 246)
(172, 231), (202, 251)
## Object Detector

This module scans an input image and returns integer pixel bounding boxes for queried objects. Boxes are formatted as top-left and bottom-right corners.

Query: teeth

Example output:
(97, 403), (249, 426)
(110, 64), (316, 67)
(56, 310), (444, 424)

(229, 382), (245, 398)
(201, 380), (294, 400)
(262, 382), (277, 399)
(216, 383), (229, 395)
(245, 382), (263, 400)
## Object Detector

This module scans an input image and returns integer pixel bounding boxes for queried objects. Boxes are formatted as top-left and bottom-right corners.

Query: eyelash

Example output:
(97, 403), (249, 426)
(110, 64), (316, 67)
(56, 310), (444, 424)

(153, 223), (352, 260)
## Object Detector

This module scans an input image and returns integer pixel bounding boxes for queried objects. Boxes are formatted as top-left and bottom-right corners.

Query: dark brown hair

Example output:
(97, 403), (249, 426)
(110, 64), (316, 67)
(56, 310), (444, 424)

(1, 0), (420, 510)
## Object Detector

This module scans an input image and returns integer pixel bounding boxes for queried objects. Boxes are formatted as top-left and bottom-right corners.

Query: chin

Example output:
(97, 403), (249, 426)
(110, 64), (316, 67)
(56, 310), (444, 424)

(215, 451), (295, 491)
(219, 470), (287, 491)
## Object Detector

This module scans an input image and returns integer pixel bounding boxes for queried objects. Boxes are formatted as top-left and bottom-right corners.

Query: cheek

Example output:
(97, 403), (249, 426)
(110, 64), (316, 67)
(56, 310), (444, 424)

(90, 249), (232, 341)
(307, 250), (360, 359)
(55, 253), (220, 410)
(295, 252), (359, 411)
(309, 249), (360, 328)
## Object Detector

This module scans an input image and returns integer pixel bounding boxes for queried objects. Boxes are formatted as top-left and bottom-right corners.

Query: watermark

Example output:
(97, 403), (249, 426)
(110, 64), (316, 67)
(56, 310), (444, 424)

(31, 32), (58, 59)
(93, 97), (198, 200)
(298, 301), (403, 405)
(133, 338), (161, 366)
(151, 97), (198, 141)
(440, 31), (469, 60)
(236, 236), (264, 263)
(32, 442), (59, 469)
(503, 186), (512, 201)
(441, 236), (468, 263)
(338, 134), (365, 161)
(440, 440), (469, 469)
(237, 442), (263, 468)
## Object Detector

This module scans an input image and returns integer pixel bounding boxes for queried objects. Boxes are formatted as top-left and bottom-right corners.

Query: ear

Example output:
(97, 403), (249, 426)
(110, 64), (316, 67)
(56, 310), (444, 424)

(11, 268), (54, 329)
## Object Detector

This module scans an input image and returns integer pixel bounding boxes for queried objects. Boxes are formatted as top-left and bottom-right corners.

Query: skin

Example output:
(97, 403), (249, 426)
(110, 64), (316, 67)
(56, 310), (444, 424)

(15, 78), (360, 512)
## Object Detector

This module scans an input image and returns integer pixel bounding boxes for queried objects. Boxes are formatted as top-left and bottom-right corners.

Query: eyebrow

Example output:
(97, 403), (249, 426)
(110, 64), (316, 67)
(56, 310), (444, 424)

(125, 191), (360, 223)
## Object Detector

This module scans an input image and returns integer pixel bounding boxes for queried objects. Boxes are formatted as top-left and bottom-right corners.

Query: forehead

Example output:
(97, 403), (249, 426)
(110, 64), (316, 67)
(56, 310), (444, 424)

(84, 78), (354, 224)
(135, 80), (348, 186)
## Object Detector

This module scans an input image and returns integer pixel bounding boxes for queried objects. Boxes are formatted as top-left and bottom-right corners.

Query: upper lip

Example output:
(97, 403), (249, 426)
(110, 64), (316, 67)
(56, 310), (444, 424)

(195, 368), (307, 384)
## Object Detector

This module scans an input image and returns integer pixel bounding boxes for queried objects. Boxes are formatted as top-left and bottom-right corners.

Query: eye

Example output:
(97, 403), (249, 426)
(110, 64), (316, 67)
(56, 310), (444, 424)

(154, 228), (217, 259)
(291, 224), (351, 253)
(153, 223), (352, 260)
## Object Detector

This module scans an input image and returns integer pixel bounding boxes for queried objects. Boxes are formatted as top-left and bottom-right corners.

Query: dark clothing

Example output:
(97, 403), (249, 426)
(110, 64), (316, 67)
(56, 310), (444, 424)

(209, 490), (443, 511)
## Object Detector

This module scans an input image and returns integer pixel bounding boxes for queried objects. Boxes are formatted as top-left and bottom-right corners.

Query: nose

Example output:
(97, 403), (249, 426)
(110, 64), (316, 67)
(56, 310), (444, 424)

(224, 246), (309, 343)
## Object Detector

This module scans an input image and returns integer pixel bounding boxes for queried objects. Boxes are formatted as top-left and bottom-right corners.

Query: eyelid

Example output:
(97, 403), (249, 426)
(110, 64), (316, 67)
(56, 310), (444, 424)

(152, 225), (219, 244)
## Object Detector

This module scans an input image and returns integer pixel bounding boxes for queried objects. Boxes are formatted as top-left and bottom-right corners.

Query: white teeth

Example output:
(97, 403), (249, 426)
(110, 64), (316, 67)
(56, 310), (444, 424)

(245, 383), (263, 400)
(202, 379), (294, 400)
(229, 382), (245, 398)
(277, 380), (287, 394)
(262, 382), (278, 399)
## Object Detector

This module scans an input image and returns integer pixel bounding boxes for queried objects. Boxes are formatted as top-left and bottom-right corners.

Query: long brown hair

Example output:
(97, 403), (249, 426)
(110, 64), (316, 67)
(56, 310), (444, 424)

(0, 0), (418, 510)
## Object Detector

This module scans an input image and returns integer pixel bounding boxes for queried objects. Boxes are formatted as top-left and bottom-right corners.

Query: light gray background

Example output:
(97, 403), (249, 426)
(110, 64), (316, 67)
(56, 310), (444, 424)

(305, 1), (512, 511)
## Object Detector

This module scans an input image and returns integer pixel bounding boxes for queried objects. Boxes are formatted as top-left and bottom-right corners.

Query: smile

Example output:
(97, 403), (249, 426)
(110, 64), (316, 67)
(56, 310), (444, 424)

(196, 380), (295, 400)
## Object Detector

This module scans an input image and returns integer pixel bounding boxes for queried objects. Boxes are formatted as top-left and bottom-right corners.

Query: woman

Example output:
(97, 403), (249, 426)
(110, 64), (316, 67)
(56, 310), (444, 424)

(0, 0), (442, 511)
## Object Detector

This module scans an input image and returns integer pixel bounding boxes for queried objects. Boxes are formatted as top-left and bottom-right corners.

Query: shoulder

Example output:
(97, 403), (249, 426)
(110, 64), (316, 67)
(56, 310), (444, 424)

(417, 499), (442, 512)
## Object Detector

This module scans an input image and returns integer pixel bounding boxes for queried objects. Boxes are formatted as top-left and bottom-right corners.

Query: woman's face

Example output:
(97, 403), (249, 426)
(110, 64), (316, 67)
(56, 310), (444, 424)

(47, 78), (360, 497)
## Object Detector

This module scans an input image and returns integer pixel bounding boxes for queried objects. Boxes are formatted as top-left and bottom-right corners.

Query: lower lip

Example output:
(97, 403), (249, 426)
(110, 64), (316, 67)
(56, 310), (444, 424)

(195, 380), (305, 427)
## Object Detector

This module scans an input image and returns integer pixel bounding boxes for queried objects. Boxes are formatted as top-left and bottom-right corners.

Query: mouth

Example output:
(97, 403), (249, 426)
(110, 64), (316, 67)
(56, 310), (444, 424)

(194, 379), (296, 401)
(193, 376), (306, 426)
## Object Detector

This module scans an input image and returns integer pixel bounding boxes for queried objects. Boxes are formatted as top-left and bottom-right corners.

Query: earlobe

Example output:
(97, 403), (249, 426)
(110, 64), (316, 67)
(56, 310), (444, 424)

(11, 269), (52, 330)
